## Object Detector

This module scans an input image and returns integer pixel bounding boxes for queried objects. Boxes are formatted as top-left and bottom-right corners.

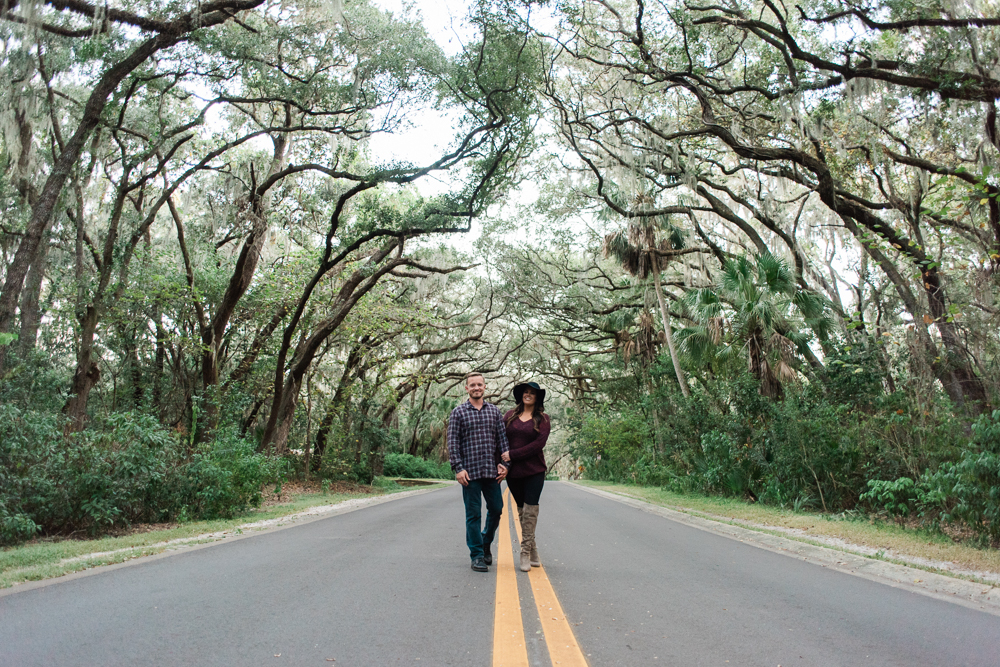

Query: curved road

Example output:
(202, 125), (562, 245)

(1, 482), (998, 666)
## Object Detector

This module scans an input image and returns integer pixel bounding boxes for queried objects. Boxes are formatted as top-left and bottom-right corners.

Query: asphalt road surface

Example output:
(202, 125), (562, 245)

(2, 482), (998, 666)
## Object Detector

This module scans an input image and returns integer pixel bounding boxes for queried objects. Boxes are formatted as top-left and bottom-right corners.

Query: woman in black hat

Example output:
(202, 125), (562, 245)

(501, 381), (550, 572)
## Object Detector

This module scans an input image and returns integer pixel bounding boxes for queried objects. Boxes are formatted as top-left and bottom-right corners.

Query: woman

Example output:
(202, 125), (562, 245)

(501, 381), (550, 572)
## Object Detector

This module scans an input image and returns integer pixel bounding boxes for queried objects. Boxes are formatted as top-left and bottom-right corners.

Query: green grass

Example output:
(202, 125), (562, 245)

(576, 480), (1000, 579)
(1, 481), (443, 590)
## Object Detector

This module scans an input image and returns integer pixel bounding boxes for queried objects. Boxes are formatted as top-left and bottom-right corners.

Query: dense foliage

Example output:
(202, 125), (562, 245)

(382, 453), (454, 480)
(0, 405), (285, 544)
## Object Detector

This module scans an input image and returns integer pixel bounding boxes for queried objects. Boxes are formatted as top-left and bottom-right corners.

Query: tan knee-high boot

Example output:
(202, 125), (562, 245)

(517, 505), (531, 572)
(520, 504), (539, 572)
(528, 504), (541, 567)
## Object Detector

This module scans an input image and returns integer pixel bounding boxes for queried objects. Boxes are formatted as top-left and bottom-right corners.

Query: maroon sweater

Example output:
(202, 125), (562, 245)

(503, 411), (550, 478)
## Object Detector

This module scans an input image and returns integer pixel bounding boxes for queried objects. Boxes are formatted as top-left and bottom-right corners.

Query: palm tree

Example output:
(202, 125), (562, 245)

(681, 252), (830, 399)
(602, 212), (690, 398)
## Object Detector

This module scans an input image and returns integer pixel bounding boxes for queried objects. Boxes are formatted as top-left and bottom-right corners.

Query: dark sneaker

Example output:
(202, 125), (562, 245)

(483, 542), (493, 565)
(471, 557), (489, 572)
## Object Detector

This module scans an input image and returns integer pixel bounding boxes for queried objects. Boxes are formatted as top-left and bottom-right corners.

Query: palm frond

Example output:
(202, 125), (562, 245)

(602, 231), (650, 278)
(755, 252), (794, 295)
(677, 325), (718, 366)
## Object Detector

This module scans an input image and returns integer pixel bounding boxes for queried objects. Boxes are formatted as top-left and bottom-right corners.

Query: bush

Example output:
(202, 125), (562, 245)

(859, 410), (1000, 544)
(569, 407), (675, 485)
(0, 406), (286, 545)
(860, 477), (919, 520)
(918, 410), (1000, 544)
(317, 411), (398, 484)
(177, 428), (288, 519)
(382, 453), (452, 479)
(569, 367), (967, 517)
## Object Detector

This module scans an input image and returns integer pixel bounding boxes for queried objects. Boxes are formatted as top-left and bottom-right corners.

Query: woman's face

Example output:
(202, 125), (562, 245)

(522, 388), (536, 406)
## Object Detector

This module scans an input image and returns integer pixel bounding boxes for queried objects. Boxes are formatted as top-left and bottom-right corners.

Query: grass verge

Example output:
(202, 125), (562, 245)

(576, 480), (1000, 580)
(1, 478), (444, 590)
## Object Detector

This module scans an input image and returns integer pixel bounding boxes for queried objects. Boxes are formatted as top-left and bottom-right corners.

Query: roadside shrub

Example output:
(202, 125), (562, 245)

(176, 427), (288, 519)
(382, 453), (452, 479)
(570, 364), (967, 518)
(918, 410), (1000, 545)
(0, 406), (286, 545)
(860, 410), (1000, 544)
(688, 429), (762, 498)
(318, 411), (397, 484)
(860, 477), (920, 520)
(763, 398), (863, 510)
(569, 407), (654, 482)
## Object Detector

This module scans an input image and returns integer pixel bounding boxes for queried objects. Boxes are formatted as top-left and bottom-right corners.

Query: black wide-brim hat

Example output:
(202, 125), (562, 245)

(512, 381), (546, 406)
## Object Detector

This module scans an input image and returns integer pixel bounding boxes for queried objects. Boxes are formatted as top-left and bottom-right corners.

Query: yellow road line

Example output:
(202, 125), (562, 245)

(510, 490), (589, 667)
(493, 491), (529, 667)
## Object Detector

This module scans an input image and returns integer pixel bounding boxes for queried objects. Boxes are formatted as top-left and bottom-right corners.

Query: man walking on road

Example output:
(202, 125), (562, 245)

(448, 372), (509, 572)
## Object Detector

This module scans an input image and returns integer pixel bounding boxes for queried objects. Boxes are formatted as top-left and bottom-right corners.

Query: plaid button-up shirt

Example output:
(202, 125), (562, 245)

(447, 400), (510, 481)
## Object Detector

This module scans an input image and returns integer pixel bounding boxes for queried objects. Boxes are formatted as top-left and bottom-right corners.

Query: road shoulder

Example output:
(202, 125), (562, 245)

(570, 481), (1000, 617)
(1, 483), (449, 597)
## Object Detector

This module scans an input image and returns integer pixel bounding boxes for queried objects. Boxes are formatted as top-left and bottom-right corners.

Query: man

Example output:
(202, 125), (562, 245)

(447, 372), (509, 572)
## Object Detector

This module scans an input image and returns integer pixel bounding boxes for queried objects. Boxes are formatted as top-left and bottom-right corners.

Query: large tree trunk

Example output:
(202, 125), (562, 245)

(153, 312), (166, 415)
(16, 237), (50, 356)
(62, 307), (100, 431)
(407, 383), (431, 456)
(922, 272), (988, 409)
(311, 339), (369, 469)
(312, 401), (338, 473)
(269, 372), (305, 454)
(199, 128), (289, 436)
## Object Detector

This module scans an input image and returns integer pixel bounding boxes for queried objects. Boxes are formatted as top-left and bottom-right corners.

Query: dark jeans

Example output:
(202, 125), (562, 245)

(462, 478), (503, 561)
(507, 472), (545, 507)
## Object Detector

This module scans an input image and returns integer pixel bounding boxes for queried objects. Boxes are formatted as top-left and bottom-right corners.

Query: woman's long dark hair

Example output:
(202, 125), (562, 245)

(505, 399), (548, 432)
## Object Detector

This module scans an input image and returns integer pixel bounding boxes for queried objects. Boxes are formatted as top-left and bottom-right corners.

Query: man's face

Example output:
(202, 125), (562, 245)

(465, 375), (485, 400)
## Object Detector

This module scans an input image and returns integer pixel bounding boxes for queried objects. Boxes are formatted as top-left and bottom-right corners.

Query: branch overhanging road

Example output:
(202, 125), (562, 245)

(1, 482), (998, 666)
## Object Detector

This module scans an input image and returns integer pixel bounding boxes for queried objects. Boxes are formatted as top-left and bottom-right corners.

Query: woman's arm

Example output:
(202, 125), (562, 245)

(507, 416), (550, 461)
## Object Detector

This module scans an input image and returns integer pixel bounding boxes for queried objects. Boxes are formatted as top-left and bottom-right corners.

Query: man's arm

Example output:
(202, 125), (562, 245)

(447, 408), (467, 484)
(495, 408), (510, 467)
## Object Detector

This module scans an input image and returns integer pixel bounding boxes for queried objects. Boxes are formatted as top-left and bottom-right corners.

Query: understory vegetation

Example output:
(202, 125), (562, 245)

(570, 369), (1000, 545)
(2, 0), (1000, 549)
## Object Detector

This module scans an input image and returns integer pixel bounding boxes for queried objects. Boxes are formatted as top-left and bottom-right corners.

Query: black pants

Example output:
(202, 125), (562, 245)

(506, 472), (545, 507)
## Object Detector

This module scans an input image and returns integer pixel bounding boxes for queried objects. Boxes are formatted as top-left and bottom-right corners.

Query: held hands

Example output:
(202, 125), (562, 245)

(456, 470), (470, 486)
(496, 464), (508, 482)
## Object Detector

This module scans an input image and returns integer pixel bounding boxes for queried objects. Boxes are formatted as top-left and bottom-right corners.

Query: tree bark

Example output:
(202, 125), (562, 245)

(312, 337), (370, 469)
(62, 307), (100, 431)
(651, 255), (690, 397)
(16, 235), (50, 356)
(153, 311), (166, 415)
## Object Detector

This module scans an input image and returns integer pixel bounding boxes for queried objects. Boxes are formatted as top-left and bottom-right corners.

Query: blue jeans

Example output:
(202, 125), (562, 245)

(462, 478), (503, 561)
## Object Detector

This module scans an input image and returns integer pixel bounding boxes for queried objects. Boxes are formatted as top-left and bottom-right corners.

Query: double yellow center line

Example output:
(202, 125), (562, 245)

(493, 490), (588, 667)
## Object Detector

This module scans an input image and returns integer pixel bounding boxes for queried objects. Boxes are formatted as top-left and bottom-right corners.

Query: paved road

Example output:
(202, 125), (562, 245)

(2, 482), (998, 666)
